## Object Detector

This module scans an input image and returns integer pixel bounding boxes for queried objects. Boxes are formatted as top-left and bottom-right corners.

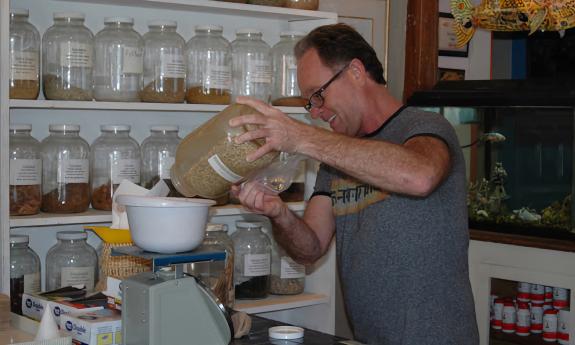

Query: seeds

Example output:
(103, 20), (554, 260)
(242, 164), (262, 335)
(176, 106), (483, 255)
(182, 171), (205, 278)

(270, 275), (304, 295)
(9, 185), (42, 216)
(186, 86), (231, 104)
(9, 80), (39, 99)
(43, 74), (92, 101)
(41, 183), (90, 213)
(140, 78), (186, 103)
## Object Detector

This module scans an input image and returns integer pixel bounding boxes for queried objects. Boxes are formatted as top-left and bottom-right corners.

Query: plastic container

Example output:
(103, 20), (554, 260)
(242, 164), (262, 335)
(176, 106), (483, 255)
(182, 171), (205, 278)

(285, 0), (319, 10)
(553, 287), (569, 309)
(271, 31), (305, 107)
(9, 8), (40, 100)
(231, 221), (271, 299)
(531, 303), (544, 334)
(94, 17), (144, 102)
(269, 225), (305, 295)
(141, 125), (181, 195)
(40, 124), (90, 213)
(231, 28), (272, 102)
(501, 301), (516, 333)
(46, 231), (98, 291)
(170, 103), (279, 199)
(10, 235), (41, 315)
(90, 125), (141, 211)
(9, 124), (42, 216)
(542, 309), (558, 342)
(141, 20), (186, 103)
(185, 25), (232, 104)
(515, 302), (530, 336)
(42, 12), (93, 101)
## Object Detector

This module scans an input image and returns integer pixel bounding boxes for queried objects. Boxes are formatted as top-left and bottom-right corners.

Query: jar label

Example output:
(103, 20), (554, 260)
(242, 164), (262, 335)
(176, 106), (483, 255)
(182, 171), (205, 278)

(24, 272), (41, 293)
(280, 256), (305, 279)
(160, 52), (186, 79)
(10, 51), (39, 80)
(112, 159), (141, 184)
(57, 159), (89, 183)
(243, 253), (270, 277)
(159, 156), (175, 179)
(61, 266), (95, 291)
(122, 47), (144, 74)
(208, 154), (243, 183)
(10, 159), (41, 185)
(59, 42), (93, 68)
(207, 65), (232, 90)
(247, 59), (272, 84)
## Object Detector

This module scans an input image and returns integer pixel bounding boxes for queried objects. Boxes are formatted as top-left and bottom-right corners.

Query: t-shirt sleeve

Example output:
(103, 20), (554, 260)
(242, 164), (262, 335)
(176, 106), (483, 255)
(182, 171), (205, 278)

(311, 163), (332, 198)
(403, 109), (461, 152)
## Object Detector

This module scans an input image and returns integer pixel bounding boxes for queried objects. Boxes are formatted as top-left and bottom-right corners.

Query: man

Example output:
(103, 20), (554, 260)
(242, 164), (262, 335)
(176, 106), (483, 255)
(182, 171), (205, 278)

(230, 23), (479, 344)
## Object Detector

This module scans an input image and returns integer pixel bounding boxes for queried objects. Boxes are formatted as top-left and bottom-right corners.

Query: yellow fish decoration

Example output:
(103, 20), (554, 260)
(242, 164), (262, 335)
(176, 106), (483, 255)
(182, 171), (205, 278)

(451, 0), (575, 47)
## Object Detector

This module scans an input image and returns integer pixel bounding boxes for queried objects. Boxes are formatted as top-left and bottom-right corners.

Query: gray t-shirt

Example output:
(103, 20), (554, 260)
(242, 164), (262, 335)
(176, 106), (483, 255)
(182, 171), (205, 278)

(313, 106), (479, 344)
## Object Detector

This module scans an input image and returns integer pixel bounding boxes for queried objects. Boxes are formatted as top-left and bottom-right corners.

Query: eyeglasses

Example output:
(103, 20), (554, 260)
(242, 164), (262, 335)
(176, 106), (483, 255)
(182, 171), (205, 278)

(304, 63), (350, 112)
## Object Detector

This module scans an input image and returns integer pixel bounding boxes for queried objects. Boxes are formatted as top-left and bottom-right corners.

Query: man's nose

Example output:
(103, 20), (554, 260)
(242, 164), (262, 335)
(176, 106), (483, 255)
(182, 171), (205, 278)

(309, 106), (322, 119)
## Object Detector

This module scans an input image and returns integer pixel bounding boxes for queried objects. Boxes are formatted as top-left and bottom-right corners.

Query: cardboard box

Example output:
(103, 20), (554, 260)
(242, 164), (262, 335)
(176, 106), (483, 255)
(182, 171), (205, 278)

(22, 292), (104, 326)
(61, 309), (122, 345)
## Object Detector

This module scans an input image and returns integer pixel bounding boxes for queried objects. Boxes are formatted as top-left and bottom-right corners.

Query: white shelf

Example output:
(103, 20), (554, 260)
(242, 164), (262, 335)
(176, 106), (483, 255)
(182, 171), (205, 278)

(9, 202), (305, 228)
(233, 292), (328, 314)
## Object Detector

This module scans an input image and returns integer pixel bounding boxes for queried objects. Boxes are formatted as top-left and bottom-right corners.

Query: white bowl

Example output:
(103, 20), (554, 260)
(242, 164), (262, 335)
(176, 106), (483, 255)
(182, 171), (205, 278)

(116, 195), (216, 254)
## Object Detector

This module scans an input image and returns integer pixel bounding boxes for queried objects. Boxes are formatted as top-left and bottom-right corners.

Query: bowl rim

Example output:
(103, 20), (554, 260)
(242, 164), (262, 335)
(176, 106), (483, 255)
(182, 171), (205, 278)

(116, 195), (216, 208)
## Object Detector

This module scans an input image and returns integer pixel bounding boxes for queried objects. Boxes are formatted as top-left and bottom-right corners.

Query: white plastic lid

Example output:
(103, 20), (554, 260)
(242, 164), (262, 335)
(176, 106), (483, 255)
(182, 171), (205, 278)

(54, 12), (85, 20)
(236, 28), (262, 35)
(49, 124), (80, 132)
(105, 17), (134, 24)
(280, 31), (305, 37)
(148, 20), (177, 28)
(196, 24), (223, 32)
(57, 231), (87, 240)
(10, 235), (30, 244)
(150, 125), (179, 132)
(101, 124), (131, 132)
(206, 223), (228, 232)
(10, 123), (32, 131)
(10, 9), (29, 16)
(116, 195), (216, 208)
(269, 326), (304, 340)
(235, 221), (263, 229)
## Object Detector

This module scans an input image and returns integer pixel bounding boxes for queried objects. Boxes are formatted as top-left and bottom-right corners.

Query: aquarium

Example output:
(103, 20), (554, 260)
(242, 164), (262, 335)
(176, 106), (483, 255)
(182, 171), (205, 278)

(409, 80), (575, 241)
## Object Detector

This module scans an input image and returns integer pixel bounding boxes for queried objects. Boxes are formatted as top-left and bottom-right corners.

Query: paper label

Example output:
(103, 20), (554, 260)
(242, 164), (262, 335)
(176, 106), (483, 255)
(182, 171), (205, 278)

(112, 159), (140, 184)
(247, 59), (272, 83)
(59, 42), (93, 68)
(61, 266), (95, 291)
(243, 253), (270, 277)
(160, 52), (186, 78)
(10, 51), (39, 80)
(24, 272), (41, 293)
(10, 159), (41, 185)
(280, 256), (305, 279)
(206, 65), (232, 89)
(159, 156), (175, 179)
(122, 47), (144, 74)
(208, 154), (243, 183)
(57, 159), (89, 183)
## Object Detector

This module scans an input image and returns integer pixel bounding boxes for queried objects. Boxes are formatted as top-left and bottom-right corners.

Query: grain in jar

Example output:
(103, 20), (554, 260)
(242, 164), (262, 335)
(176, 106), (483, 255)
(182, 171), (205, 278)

(266, 223), (305, 295)
(231, 29), (272, 102)
(9, 9), (40, 100)
(271, 31), (306, 107)
(248, 0), (286, 6)
(141, 125), (181, 196)
(9, 124), (42, 216)
(94, 17), (143, 102)
(141, 20), (186, 103)
(10, 235), (41, 315)
(285, 0), (319, 10)
(40, 124), (90, 213)
(42, 12), (94, 101)
(91, 125), (141, 211)
(185, 25), (232, 104)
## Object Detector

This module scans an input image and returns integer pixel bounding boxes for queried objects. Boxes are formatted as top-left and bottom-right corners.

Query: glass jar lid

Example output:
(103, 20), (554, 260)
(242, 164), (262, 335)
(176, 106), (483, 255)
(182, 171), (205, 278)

(148, 20), (177, 28)
(10, 123), (32, 131)
(101, 124), (131, 132)
(236, 221), (263, 228)
(195, 24), (223, 32)
(279, 31), (305, 37)
(54, 12), (85, 20)
(150, 125), (179, 132)
(49, 124), (80, 132)
(10, 235), (30, 244)
(206, 223), (228, 232)
(236, 28), (262, 36)
(104, 17), (134, 24)
(10, 8), (29, 16)
(57, 231), (87, 240)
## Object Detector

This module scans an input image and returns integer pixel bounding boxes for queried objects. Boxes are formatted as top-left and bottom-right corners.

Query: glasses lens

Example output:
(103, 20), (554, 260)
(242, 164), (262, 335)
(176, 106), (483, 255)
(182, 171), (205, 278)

(310, 93), (323, 109)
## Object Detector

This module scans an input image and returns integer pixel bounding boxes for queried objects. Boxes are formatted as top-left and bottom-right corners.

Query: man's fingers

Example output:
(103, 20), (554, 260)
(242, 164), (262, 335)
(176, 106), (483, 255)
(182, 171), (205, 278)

(236, 96), (273, 115)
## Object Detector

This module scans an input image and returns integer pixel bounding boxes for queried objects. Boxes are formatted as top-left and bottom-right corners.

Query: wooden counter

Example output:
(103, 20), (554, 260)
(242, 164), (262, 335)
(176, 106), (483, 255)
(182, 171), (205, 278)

(470, 228), (575, 252)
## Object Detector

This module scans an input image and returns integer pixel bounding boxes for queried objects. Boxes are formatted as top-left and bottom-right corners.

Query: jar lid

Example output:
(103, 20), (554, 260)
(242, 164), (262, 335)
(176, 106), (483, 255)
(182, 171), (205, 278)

(236, 28), (262, 35)
(269, 326), (304, 340)
(195, 24), (223, 32)
(10, 123), (32, 131)
(57, 231), (87, 240)
(104, 17), (134, 24)
(10, 8), (29, 16)
(10, 235), (29, 244)
(206, 223), (228, 232)
(54, 12), (85, 20)
(150, 125), (179, 132)
(544, 309), (559, 315)
(148, 20), (177, 28)
(280, 31), (305, 37)
(49, 124), (80, 132)
(236, 221), (263, 228)
(101, 124), (131, 132)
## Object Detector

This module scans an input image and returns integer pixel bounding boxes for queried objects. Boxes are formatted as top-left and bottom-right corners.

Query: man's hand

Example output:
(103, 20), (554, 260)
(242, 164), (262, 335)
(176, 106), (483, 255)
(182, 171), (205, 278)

(230, 181), (287, 219)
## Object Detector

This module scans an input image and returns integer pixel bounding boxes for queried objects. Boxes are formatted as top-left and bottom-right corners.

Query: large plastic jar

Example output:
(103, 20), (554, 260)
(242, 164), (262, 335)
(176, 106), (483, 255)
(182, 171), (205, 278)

(42, 12), (94, 101)
(170, 103), (279, 199)
(269, 228), (305, 295)
(285, 0), (319, 10)
(271, 31), (306, 107)
(231, 221), (271, 299)
(41, 124), (90, 213)
(141, 125), (181, 193)
(141, 20), (186, 103)
(94, 17), (144, 102)
(9, 9), (40, 100)
(91, 125), (141, 211)
(46, 231), (98, 291)
(10, 235), (41, 315)
(9, 124), (42, 216)
(185, 25), (232, 105)
(231, 28), (272, 102)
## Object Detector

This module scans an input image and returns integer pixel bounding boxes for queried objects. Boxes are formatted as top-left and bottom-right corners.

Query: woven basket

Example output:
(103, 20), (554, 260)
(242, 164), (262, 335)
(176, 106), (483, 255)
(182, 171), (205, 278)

(95, 242), (151, 292)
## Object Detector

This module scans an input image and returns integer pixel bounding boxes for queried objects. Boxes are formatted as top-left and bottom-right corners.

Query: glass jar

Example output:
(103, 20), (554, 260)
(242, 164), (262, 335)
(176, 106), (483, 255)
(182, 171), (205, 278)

(271, 31), (306, 107)
(248, 0), (286, 6)
(42, 12), (94, 101)
(231, 221), (271, 299)
(94, 17), (144, 102)
(141, 20), (186, 103)
(141, 125), (181, 196)
(46, 231), (98, 291)
(231, 28), (272, 102)
(185, 25), (232, 104)
(9, 9), (40, 100)
(10, 235), (41, 315)
(91, 125), (141, 211)
(170, 104), (279, 199)
(9, 124), (42, 216)
(285, 0), (319, 10)
(269, 228), (305, 295)
(187, 223), (235, 307)
(41, 124), (90, 213)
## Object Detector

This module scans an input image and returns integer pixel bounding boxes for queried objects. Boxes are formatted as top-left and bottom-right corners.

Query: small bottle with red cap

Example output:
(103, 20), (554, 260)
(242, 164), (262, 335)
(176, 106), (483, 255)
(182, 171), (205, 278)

(502, 301), (516, 333)
(543, 309), (559, 342)
(515, 302), (530, 336)
(530, 303), (544, 334)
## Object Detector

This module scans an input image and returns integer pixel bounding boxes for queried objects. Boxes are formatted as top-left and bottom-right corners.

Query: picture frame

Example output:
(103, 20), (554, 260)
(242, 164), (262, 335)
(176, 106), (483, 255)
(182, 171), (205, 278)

(438, 12), (469, 57)
(438, 67), (466, 81)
